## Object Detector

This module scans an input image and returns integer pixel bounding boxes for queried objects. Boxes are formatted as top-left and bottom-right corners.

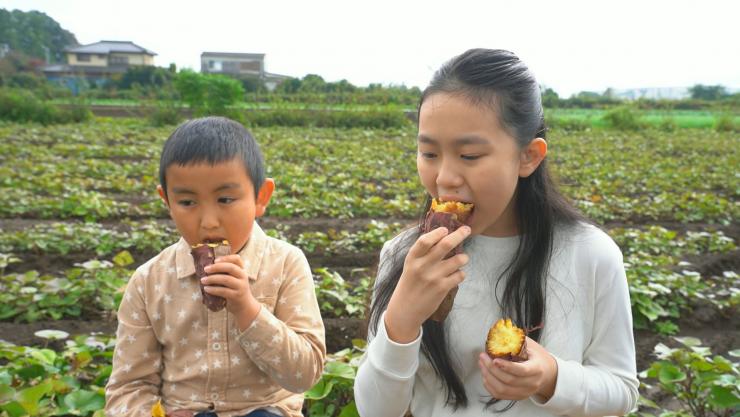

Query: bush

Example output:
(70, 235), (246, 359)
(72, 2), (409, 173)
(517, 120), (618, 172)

(714, 114), (738, 132)
(602, 106), (644, 130)
(0, 88), (91, 124)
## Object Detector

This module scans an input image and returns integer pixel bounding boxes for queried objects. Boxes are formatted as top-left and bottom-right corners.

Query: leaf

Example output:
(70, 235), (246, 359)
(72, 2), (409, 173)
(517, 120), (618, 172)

(673, 336), (701, 347)
(305, 378), (334, 400)
(16, 380), (53, 414)
(113, 250), (134, 267)
(63, 389), (106, 413)
(708, 386), (740, 408)
(34, 329), (69, 340)
(338, 401), (360, 417)
(30, 348), (57, 365)
(324, 361), (356, 379)
(657, 363), (686, 384)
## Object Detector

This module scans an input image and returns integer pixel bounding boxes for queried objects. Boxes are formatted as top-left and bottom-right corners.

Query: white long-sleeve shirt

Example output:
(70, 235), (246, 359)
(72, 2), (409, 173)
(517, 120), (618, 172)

(355, 222), (638, 417)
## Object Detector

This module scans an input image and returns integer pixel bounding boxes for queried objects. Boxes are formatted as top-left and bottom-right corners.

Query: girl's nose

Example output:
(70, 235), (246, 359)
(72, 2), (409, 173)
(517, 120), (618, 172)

(436, 159), (464, 189)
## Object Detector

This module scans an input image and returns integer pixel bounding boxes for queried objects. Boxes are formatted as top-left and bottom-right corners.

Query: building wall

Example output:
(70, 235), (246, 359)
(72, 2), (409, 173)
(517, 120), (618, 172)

(202, 56), (264, 75)
(109, 53), (154, 66)
(67, 53), (107, 67)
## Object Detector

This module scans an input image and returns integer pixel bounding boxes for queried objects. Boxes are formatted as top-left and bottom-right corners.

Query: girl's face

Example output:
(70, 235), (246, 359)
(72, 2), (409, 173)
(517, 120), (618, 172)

(417, 92), (545, 237)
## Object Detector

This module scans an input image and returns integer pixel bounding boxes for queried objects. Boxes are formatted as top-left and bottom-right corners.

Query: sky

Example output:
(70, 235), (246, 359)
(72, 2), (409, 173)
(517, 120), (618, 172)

(3, 0), (739, 97)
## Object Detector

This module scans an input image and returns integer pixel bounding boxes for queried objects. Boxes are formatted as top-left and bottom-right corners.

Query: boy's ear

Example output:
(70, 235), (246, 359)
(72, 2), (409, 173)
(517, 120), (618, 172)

(157, 185), (170, 208)
(518, 138), (547, 178)
(255, 178), (275, 217)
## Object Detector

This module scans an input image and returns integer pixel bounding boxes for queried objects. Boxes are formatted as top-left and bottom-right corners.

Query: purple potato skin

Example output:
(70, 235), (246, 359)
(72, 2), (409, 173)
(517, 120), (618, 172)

(422, 210), (467, 321)
(191, 243), (231, 312)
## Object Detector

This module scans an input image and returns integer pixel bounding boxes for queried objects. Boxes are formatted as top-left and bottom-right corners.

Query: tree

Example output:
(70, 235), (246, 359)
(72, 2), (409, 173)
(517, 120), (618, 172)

(0, 9), (77, 63)
(173, 70), (244, 116)
(688, 84), (727, 100)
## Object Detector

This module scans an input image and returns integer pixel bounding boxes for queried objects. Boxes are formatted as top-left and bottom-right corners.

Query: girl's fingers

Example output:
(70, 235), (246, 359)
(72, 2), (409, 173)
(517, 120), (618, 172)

(409, 227), (449, 257)
(437, 252), (469, 277)
(428, 226), (471, 260)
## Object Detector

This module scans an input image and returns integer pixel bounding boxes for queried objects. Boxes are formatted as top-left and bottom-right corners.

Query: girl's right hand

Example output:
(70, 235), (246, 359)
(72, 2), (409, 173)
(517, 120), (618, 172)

(384, 225), (471, 343)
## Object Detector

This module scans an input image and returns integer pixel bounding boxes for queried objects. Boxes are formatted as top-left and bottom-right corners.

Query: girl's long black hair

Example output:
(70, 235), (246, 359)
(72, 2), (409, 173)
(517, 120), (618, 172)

(368, 49), (586, 410)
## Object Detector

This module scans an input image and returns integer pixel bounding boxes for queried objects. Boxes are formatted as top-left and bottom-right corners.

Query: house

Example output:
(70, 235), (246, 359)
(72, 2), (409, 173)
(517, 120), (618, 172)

(200, 51), (290, 91)
(42, 40), (156, 93)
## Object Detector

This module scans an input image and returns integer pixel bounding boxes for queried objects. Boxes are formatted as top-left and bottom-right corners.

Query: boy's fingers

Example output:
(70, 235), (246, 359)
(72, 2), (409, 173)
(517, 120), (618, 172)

(205, 262), (245, 277)
(200, 273), (240, 287)
(214, 254), (244, 268)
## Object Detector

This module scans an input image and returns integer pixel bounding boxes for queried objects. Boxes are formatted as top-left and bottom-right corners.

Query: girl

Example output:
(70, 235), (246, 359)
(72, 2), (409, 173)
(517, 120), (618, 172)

(354, 49), (638, 416)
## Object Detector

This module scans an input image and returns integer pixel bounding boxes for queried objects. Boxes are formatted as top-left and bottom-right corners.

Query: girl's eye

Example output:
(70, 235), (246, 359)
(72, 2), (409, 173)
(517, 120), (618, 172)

(420, 151), (437, 159)
(461, 154), (481, 161)
(218, 197), (236, 204)
(177, 200), (195, 207)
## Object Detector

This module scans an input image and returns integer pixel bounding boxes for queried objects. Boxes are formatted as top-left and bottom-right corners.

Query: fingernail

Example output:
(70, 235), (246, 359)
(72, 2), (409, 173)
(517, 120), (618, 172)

(200, 277), (206, 283)
(462, 226), (471, 235)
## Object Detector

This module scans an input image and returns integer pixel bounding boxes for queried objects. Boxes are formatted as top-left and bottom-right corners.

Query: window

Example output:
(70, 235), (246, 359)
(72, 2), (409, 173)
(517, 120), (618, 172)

(110, 55), (129, 65)
(76, 54), (90, 62)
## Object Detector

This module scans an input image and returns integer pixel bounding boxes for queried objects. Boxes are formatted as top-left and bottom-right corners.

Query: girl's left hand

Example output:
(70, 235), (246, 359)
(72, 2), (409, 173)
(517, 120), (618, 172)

(478, 337), (558, 401)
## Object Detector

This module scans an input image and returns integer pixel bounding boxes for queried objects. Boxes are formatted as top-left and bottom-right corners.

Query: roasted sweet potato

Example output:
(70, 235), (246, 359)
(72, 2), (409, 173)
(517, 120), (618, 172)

(423, 199), (473, 321)
(485, 318), (528, 362)
(191, 240), (231, 312)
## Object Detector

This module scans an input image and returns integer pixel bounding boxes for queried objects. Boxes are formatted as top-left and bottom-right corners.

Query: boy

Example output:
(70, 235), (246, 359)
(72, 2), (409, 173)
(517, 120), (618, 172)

(105, 117), (326, 417)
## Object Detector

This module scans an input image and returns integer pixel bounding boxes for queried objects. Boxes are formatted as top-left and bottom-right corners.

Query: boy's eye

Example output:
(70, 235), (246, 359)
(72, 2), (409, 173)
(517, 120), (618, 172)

(177, 200), (195, 207)
(218, 197), (236, 204)
(461, 154), (481, 161)
(420, 151), (437, 159)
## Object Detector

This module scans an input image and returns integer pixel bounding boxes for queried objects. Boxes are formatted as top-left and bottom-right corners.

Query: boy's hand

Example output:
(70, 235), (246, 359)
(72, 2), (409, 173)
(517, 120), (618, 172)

(202, 254), (261, 330)
(478, 337), (558, 401)
(384, 226), (470, 343)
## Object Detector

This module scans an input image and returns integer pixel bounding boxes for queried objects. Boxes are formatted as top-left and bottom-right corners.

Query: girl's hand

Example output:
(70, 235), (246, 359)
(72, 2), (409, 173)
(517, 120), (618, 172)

(202, 255), (261, 329)
(384, 226), (471, 343)
(478, 337), (558, 401)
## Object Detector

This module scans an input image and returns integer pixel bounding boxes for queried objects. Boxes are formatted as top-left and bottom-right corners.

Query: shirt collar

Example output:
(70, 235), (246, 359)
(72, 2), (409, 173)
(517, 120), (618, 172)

(175, 222), (268, 282)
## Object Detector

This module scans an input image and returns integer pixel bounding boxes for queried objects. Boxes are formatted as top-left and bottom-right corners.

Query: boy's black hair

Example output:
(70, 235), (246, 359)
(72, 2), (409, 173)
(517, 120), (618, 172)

(159, 116), (265, 198)
(368, 49), (586, 412)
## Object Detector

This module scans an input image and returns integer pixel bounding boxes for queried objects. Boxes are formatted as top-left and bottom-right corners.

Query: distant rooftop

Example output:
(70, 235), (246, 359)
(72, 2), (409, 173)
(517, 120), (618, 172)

(65, 41), (156, 55)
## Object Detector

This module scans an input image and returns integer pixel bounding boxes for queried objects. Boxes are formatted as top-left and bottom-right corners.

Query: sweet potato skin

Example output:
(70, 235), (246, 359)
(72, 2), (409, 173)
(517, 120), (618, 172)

(191, 242), (231, 312)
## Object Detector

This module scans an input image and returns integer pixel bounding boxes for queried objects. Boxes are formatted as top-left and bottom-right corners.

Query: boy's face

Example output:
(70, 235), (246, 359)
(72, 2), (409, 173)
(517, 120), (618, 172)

(157, 158), (274, 253)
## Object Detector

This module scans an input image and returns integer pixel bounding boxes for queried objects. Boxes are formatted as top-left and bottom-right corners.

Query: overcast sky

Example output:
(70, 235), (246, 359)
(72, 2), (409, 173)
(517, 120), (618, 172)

(3, 0), (739, 97)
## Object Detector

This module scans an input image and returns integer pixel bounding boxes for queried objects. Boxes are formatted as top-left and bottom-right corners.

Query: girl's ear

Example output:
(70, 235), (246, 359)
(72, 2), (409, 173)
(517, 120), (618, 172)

(157, 185), (170, 208)
(255, 178), (275, 217)
(518, 138), (547, 178)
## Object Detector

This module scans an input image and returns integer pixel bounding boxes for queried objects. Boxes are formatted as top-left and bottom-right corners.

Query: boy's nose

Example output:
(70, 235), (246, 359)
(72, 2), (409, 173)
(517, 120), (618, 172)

(200, 210), (220, 230)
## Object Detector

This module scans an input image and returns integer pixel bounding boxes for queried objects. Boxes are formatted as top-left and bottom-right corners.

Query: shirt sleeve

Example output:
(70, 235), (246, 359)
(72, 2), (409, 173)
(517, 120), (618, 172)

(532, 242), (639, 416)
(354, 238), (422, 417)
(236, 246), (326, 393)
(105, 270), (163, 417)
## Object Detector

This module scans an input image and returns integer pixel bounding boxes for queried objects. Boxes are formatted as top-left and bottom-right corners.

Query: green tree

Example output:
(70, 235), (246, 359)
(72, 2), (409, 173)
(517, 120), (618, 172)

(173, 70), (244, 116)
(688, 84), (728, 100)
(0, 9), (77, 63)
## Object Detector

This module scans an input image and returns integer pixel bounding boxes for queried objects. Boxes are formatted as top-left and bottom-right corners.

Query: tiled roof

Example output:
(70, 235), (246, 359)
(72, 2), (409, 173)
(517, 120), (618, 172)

(65, 41), (156, 55)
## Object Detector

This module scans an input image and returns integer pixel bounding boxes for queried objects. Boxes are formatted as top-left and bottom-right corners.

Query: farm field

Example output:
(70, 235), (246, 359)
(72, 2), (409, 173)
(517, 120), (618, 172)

(0, 118), (738, 416)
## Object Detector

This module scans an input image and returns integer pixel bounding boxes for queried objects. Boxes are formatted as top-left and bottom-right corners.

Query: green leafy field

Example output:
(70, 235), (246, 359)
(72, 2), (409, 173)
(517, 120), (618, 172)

(0, 118), (738, 416)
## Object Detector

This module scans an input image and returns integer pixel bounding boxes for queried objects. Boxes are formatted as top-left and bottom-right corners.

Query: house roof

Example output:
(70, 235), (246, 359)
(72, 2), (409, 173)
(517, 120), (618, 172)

(201, 52), (265, 59)
(65, 41), (157, 55)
